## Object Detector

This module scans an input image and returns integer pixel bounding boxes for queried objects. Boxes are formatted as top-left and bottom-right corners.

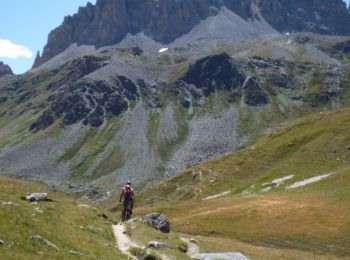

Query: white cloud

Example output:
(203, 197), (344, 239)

(0, 39), (33, 59)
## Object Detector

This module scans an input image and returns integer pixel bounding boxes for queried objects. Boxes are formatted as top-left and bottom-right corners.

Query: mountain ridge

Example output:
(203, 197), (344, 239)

(0, 62), (13, 78)
(33, 0), (350, 67)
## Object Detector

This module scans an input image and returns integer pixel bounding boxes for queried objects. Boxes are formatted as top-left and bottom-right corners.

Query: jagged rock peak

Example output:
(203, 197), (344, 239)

(33, 0), (350, 67)
(0, 62), (13, 77)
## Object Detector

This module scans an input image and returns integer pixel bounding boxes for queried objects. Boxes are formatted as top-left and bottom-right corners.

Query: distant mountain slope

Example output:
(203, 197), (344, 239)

(138, 106), (350, 203)
(33, 0), (350, 67)
(1, 33), (350, 200)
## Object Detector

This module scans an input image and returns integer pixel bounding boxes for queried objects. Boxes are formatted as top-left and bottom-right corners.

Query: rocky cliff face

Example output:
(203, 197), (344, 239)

(0, 62), (13, 77)
(33, 0), (350, 67)
(259, 0), (350, 35)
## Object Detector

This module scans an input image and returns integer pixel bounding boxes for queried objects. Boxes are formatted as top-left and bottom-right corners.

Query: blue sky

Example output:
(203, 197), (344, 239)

(0, 0), (96, 74)
(0, 0), (349, 74)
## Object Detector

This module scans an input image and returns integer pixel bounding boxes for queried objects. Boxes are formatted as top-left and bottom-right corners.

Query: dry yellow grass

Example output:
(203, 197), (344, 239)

(186, 234), (344, 260)
(136, 192), (350, 257)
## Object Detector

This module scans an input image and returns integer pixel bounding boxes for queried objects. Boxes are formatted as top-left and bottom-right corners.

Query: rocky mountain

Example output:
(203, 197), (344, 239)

(0, 0), (350, 201)
(33, 0), (350, 67)
(0, 62), (13, 78)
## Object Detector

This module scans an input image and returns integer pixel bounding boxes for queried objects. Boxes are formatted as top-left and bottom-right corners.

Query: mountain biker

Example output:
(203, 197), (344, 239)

(119, 180), (134, 220)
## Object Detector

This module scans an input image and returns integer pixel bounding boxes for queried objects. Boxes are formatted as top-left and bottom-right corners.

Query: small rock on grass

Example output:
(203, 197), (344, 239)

(0, 240), (4, 245)
(2, 201), (21, 207)
(69, 250), (84, 256)
(190, 238), (199, 244)
(147, 241), (170, 249)
(30, 235), (59, 250)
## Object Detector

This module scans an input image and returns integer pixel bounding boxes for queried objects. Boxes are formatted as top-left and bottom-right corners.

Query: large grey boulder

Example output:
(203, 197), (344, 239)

(25, 193), (48, 202)
(192, 253), (250, 260)
(143, 213), (170, 233)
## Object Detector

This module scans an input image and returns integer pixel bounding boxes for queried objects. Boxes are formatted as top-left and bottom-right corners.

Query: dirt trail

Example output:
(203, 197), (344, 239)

(113, 223), (200, 260)
(181, 237), (200, 258)
(112, 223), (140, 260)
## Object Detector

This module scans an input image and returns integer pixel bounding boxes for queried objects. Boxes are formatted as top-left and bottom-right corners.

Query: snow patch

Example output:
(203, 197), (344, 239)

(203, 191), (230, 201)
(262, 187), (272, 192)
(158, 48), (169, 53)
(287, 173), (333, 189)
(271, 175), (294, 186)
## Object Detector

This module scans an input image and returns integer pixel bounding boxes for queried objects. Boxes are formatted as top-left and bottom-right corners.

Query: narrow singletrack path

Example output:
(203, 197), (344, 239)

(112, 223), (139, 259)
(181, 237), (200, 258)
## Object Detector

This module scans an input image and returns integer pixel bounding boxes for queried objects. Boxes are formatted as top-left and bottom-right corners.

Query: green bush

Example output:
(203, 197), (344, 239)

(129, 246), (144, 256)
(177, 241), (188, 253)
(144, 252), (161, 260)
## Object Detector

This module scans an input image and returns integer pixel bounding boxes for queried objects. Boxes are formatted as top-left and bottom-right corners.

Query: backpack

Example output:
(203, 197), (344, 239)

(124, 185), (132, 199)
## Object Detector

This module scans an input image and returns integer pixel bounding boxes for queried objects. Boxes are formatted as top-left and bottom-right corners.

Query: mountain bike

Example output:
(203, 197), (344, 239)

(121, 200), (132, 222)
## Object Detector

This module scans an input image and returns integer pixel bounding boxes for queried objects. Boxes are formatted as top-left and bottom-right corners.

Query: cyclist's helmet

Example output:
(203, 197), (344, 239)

(126, 180), (131, 185)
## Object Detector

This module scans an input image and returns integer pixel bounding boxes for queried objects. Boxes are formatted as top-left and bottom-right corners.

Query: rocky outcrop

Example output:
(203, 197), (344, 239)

(243, 77), (269, 106)
(180, 53), (245, 98)
(171, 54), (247, 108)
(29, 54), (141, 131)
(0, 62), (13, 77)
(259, 0), (350, 36)
(30, 74), (138, 131)
(33, 0), (350, 67)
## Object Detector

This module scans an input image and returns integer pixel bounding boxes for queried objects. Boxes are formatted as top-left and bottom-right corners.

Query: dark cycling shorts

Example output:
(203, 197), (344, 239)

(123, 198), (134, 209)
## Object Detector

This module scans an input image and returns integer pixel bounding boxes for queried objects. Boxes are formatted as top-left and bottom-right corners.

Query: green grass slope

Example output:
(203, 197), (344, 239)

(0, 177), (125, 260)
(134, 107), (350, 258)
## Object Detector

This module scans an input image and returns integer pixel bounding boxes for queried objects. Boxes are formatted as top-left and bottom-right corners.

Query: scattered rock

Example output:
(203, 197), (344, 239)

(78, 204), (90, 208)
(97, 213), (109, 220)
(0, 240), (4, 245)
(147, 241), (170, 249)
(30, 235), (59, 250)
(143, 213), (170, 233)
(243, 77), (269, 106)
(192, 252), (250, 260)
(33, 207), (43, 214)
(190, 238), (199, 244)
(25, 193), (48, 202)
(2, 201), (21, 207)
(69, 250), (84, 256)
(7, 242), (14, 249)
(130, 47), (143, 56)
(291, 34), (310, 45)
